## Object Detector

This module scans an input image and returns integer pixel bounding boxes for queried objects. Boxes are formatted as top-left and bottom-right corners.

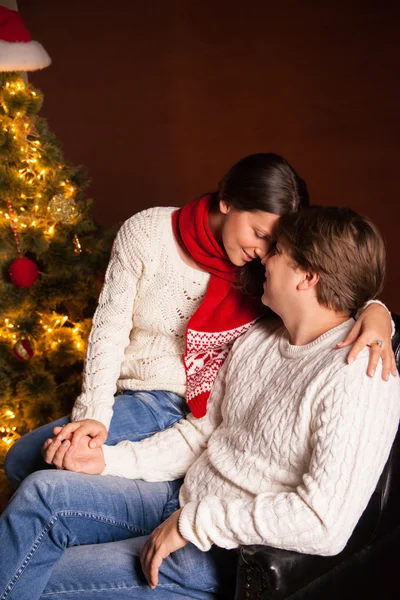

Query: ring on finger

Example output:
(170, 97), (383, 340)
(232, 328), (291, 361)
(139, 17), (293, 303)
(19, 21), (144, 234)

(372, 339), (384, 348)
(367, 339), (383, 348)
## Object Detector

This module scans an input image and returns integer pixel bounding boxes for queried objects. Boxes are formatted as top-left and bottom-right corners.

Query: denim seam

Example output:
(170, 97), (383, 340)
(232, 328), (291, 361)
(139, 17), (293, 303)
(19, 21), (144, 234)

(41, 583), (182, 596)
(1, 513), (150, 600)
(1, 514), (59, 600)
(55, 511), (150, 535)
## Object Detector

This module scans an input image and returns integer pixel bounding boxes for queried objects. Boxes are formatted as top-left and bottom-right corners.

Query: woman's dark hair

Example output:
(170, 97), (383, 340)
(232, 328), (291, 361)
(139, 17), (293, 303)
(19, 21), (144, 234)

(218, 153), (309, 296)
(218, 153), (309, 215)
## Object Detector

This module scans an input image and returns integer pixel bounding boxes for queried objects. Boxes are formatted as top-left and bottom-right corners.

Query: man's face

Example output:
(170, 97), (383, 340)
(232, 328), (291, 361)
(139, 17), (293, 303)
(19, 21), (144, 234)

(261, 239), (302, 313)
(220, 204), (280, 267)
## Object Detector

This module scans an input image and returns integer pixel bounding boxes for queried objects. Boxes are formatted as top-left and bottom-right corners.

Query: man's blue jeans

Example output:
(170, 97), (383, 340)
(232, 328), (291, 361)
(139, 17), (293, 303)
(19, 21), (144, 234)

(0, 470), (236, 599)
(4, 391), (188, 489)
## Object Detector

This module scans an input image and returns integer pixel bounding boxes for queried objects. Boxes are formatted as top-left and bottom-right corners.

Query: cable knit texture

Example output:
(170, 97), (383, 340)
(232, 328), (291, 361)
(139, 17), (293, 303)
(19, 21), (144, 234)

(72, 207), (209, 428)
(71, 202), (392, 431)
(102, 318), (400, 556)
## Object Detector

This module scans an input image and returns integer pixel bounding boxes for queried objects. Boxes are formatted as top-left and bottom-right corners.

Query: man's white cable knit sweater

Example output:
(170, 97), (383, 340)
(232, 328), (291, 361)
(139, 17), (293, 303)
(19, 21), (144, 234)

(72, 207), (210, 429)
(102, 318), (400, 556)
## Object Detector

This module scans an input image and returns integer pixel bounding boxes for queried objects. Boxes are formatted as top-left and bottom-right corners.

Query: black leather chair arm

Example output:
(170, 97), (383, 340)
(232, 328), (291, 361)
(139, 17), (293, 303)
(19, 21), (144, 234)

(235, 487), (384, 600)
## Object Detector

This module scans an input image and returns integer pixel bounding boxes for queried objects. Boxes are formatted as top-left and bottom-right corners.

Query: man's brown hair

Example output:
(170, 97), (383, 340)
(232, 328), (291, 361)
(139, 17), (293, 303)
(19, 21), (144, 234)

(278, 206), (386, 313)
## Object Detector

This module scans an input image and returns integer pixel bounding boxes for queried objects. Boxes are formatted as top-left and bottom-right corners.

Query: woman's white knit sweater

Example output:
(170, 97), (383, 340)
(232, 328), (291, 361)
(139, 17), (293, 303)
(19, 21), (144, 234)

(72, 207), (210, 429)
(102, 318), (400, 556)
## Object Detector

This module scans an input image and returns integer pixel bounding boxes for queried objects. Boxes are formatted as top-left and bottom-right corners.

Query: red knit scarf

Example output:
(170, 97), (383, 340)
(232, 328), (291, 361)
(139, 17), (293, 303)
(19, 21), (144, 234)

(172, 194), (263, 418)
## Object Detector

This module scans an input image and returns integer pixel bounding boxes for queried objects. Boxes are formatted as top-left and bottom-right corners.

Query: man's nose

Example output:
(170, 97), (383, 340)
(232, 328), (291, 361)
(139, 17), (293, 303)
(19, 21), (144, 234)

(261, 248), (274, 267)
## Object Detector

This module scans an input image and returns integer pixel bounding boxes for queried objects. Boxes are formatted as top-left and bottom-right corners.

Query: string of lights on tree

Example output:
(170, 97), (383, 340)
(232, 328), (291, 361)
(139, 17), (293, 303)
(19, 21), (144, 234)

(0, 72), (114, 471)
(0, 8), (116, 505)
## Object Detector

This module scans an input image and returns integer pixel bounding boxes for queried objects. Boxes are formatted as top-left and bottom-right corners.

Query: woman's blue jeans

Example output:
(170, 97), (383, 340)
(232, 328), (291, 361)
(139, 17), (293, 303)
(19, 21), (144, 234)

(0, 470), (236, 600)
(4, 390), (188, 489)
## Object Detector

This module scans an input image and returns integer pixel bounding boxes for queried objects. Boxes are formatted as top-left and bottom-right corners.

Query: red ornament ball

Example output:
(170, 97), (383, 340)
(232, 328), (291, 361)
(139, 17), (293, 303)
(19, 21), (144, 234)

(9, 257), (39, 288)
(13, 338), (34, 361)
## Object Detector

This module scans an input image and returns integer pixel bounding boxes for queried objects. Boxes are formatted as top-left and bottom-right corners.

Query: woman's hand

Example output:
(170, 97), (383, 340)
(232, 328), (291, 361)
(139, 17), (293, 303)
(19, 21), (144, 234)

(337, 303), (396, 380)
(140, 509), (188, 589)
(53, 418), (108, 450)
(42, 427), (106, 474)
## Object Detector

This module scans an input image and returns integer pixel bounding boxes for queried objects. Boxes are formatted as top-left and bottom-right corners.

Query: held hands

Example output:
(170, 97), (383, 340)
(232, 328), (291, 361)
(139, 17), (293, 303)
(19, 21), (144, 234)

(140, 509), (188, 589)
(42, 427), (106, 474)
(337, 302), (396, 379)
(52, 418), (108, 450)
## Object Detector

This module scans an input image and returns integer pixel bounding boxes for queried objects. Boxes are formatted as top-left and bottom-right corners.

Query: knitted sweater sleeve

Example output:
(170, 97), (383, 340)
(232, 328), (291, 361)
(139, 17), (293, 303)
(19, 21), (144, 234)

(71, 216), (145, 429)
(356, 299), (395, 336)
(101, 353), (228, 479)
(179, 358), (400, 555)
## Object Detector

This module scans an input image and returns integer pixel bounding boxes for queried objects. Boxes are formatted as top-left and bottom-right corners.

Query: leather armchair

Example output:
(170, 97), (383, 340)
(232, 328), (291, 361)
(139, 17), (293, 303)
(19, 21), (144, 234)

(235, 312), (400, 600)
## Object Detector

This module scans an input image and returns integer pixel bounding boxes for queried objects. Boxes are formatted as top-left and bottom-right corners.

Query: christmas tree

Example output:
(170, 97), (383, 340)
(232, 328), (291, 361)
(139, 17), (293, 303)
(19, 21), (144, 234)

(0, 8), (115, 502)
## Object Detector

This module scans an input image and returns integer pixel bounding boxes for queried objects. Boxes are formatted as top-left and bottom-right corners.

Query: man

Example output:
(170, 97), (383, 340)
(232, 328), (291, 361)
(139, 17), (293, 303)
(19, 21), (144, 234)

(1, 206), (399, 600)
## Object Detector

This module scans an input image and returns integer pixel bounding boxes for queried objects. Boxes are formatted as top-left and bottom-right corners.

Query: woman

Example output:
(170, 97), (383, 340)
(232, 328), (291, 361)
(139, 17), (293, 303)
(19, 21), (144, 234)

(4, 153), (395, 487)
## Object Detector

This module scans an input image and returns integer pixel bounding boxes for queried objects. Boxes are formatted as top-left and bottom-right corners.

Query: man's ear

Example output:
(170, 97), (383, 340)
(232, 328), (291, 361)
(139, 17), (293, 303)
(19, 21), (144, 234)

(297, 271), (319, 291)
(219, 199), (230, 214)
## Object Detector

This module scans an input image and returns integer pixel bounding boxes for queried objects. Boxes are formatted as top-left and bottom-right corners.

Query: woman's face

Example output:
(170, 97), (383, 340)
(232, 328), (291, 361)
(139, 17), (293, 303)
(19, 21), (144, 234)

(220, 202), (280, 267)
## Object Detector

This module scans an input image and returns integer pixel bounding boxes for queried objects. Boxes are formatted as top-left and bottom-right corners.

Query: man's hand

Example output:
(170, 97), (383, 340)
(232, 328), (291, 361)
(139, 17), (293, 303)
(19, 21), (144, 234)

(42, 427), (106, 474)
(140, 509), (188, 589)
(53, 418), (108, 450)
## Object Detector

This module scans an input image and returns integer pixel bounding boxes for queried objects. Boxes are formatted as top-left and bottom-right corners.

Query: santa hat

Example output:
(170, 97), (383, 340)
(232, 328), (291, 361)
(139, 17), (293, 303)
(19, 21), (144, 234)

(0, 6), (51, 72)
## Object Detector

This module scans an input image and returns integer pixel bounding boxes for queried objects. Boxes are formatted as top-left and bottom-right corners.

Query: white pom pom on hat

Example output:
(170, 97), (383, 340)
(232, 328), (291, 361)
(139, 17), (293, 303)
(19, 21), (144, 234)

(0, 6), (51, 72)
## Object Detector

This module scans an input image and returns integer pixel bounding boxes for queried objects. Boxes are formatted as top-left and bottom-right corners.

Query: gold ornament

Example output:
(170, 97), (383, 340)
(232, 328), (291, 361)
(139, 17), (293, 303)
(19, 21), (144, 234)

(48, 194), (78, 225)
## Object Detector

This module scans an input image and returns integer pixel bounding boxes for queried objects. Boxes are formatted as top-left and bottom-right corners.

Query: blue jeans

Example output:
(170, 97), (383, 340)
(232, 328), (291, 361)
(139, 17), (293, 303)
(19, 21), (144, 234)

(4, 391), (188, 489)
(0, 470), (236, 600)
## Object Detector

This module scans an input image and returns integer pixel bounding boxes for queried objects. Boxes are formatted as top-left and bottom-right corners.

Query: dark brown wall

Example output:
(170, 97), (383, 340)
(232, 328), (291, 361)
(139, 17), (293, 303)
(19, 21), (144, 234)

(19, 0), (400, 310)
